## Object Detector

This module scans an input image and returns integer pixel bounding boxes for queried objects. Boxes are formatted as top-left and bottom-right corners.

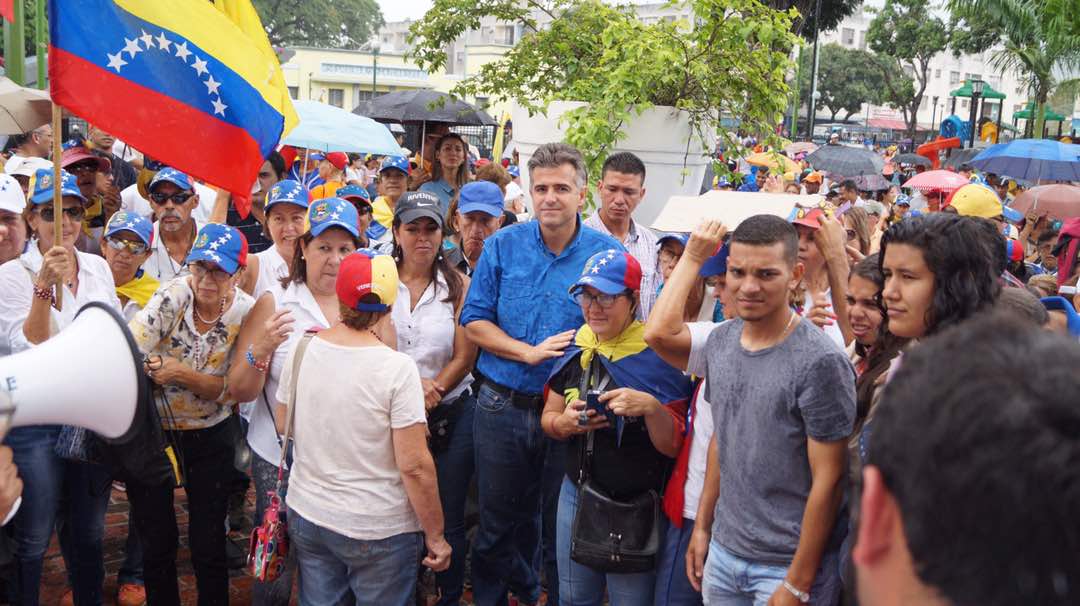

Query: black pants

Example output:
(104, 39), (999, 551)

(127, 419), (236, 606)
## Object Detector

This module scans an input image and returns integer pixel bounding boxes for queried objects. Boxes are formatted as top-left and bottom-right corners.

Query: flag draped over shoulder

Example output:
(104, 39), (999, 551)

(48, 0), (296, 217)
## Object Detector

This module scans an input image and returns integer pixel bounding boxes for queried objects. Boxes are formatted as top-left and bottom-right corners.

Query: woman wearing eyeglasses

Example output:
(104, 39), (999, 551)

(541, 250), (693, 606)
(0, 168), (122, 606)
(125, 223), (258, 606)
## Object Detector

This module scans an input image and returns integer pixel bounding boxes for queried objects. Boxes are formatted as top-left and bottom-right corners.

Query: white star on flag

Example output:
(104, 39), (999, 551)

(597, 258), (609, 266)
(591, 266), (601, 274)
(208, 241), (221, 250)
(106, 51), (127, 72)
(174, 41), (191, 61)
(125, 221), (135, 228)
(155, 31), (172, 52)
(204, 75), (221, 96)
(606, 251), (616, 259)
(191, 56), (209, 77)
(330, 212), (341, 219)
(222, 231), (233, 240)
(139, 30), (154, 48)
(208, 252), (221, 262)
(121, 37), (142, 58)
(211, 98), (227, 117)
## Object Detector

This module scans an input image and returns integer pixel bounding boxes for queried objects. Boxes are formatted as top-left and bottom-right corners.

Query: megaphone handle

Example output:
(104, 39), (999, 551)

(2, 497), (21, 527)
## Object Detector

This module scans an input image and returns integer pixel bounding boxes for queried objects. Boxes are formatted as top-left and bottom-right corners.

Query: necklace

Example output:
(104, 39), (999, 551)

(194, 296), (226, 326)
(367, 328), (384, 344)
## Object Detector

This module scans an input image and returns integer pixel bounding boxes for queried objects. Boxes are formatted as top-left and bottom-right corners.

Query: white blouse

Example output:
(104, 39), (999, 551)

(392, 270), (472, 403)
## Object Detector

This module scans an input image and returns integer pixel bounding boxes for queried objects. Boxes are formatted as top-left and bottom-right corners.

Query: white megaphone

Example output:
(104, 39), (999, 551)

(0, 302), (150, 442)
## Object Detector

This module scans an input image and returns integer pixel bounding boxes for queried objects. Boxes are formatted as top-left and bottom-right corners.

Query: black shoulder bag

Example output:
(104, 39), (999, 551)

(569, 358), (661, 574)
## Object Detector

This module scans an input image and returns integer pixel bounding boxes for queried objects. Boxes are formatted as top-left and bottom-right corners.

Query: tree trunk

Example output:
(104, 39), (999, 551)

(1033, 84), (1049, 140)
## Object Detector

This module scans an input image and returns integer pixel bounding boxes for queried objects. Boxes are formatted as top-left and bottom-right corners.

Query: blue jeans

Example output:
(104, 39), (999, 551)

(555, 476), (657, 606)
(655, 518), (703, 606)
(701, 541), (841, 606)
(251, 453), (295, 606)
(5, 426), (111, 606)
(433, 395), (475, 606)
(288, 508), (422, 606)
(471, 382), (563, 606)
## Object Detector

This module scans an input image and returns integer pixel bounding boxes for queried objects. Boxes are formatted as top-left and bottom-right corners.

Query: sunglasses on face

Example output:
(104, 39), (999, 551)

(149, 191), (194, 206)
(573, 290), (627, 309)
(67, 162), (99, 176)
(37, 205), (86, 222)
(105, 237), (148, 255)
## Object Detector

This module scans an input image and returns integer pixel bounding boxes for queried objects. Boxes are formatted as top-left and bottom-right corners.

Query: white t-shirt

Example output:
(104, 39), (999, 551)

(140, 219), (204, 282)
(278, 337), (427, 541)
(252, 246), (290, 300)
(392, 271), (472, 403)
(802, 288), (845, 348)
(683, 321), (717, 520)
(120, 181), (215, 224)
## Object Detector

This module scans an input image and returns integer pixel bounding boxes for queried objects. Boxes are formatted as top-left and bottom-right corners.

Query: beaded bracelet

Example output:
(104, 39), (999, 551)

(246, 346), (269, 373)
(32, 284), (54, 302)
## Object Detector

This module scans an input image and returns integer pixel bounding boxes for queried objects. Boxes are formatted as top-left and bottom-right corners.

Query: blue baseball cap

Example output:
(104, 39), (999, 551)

(658, 233), (690, 249)
(307, 197), (359, 238)
(104, 211), (154, 247)
(379, 155), (410, 175)
(507, 165), (520, 178)
(458, 181), (504, 218)
(186, 223), (248, 275)
(569, 249), (643, 299)
(699, 243), (729, 277)
(1002, 203), (1024, 224)
(1042, 296), (1080, 337)
(265, 179), (310, 211)
(337, 184), (372, 206)
(149, 167), (194, 192)
(29, 168), (85, 205)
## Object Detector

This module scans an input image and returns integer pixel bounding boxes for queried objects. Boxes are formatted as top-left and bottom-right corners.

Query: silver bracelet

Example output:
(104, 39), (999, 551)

(783, 580), (810, 603)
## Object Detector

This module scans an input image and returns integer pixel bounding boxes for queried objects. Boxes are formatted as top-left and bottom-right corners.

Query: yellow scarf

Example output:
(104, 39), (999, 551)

(575, 320), (648, 371)
(116, 272), (160, 309)
(372, 196), (394, 230)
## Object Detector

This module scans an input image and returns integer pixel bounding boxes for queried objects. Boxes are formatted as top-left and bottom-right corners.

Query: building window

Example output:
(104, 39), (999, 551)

(287, 86), (298, 100)
(842, 28), (855, 45)
(934, 69), (941, 79)
(961, 99), (969, 109)
(328, 88), (344, 108)
(949, 71), (960, 85)
(858, 30), (866, 49)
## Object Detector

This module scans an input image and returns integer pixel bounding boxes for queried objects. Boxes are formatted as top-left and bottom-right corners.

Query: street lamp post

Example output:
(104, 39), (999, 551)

(968, 78), (984, 147)
(930, 95), (940, 140)
(806, 0), (823, 140)
(371, 41), (381, 99)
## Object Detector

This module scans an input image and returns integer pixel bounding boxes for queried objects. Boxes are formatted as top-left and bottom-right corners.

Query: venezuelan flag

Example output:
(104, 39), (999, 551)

(48, 0), (296, 216)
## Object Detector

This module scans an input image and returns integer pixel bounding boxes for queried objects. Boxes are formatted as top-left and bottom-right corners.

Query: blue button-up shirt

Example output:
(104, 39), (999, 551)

(419, 178), (456, 215)
(461, 219), (623, 394)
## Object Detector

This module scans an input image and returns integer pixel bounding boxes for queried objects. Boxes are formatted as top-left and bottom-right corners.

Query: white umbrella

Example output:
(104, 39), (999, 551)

(0, 77), (51, 135)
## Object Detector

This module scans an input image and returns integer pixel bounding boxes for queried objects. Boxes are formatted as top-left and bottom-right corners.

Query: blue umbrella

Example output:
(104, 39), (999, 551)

(969, 139), (1080, 182)
(283, 100), (403, 156)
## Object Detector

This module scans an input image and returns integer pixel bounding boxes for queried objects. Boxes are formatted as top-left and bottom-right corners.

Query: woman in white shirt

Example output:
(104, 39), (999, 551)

(275, 250), (450, 605)
(390, 191), (475, 606)
(251, 180), (309, 299)
(228, 198), (362, 606)
(0, 168), (121, 606)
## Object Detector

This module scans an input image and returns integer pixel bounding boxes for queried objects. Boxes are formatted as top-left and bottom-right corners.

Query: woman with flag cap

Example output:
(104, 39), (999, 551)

(0, 167), (121, 606)
(251, 179), (310, 298)
(275, 250), (451, 604)
(126, 223), (258, 606)
(368, 155), (410, 246)
(227, 197), (363, 606)
(541, 249), (693, 605)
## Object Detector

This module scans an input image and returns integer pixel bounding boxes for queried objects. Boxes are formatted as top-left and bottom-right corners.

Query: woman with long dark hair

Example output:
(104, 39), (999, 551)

(419, 133), (471, 215)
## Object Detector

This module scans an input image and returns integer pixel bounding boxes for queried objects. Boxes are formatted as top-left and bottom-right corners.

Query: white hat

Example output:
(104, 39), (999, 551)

(504, 180), (525, 203)
(0, 174), (26, 215)
(5, 155), (52, 178)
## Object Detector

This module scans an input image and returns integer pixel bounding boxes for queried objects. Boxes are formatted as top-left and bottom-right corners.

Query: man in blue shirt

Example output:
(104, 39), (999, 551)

(461, 143), (622, 606)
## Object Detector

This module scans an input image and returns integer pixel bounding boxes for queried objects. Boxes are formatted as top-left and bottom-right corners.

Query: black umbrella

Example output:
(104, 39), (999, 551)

(806, 143), (884, 176)
(353, 90), (496, 126)
(836, 173), (891, 191)
(943, 147), (982, 169)
(893, 153), (931, 167)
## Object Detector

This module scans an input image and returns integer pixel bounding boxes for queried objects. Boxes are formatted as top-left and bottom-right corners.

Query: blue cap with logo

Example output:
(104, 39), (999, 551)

(699, 243), (729, 277)
(458, 181), (505, 218)
(569, 249), (643, 299)
(266, 179), (310, 211)
(29, 168), (85, 205)
(337, 184), (372, 206)
(149, 167), (194, 192)
(186, 223), (248, 275)
(507, 165), (520, 178)
(105, 211), (154, 247)
(307, 197), (359, 238)
(379, 155), (410, 175)
(658, 232), (690, 249)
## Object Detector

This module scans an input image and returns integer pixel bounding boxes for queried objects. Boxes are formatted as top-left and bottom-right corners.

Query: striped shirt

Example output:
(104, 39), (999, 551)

(583, 212), (661, 318)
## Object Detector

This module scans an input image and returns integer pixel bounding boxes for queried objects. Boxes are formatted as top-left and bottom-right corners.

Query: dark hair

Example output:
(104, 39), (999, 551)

(868, 313), (1080, 605)
(431, 133), (470, 188)
(600, 152), (646, 184)
(391, 216), (465, 307)
(841, 179), (858, 192)
(340, 294), (389, 330)
(849, 253), (907, 420)
(995, 287), (1049, 326)
(265, 150), (286, 180)
(957, 162), (973, 172)
(1037, 228), (1059, 245)
(878, 213), (1001, 336)
(280, 228), (363, 289)
(730, 214), (798, 266)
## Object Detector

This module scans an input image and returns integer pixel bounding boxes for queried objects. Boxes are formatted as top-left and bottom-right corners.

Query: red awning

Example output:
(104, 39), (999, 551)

(868, 117), (909, 130)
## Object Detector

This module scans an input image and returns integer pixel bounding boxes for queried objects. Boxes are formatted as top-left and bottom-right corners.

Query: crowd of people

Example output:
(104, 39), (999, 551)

(0, 119), (1076, 606)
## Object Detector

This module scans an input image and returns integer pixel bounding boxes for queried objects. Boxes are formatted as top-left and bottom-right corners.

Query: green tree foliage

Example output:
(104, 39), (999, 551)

(774, 0), (861, 39)
(867, 0), (949, 141)
(252, 0), (383, 49)
(948, 0), (1080, 138)
(796, 43), (889, 121)
(408, 0), (800, 190)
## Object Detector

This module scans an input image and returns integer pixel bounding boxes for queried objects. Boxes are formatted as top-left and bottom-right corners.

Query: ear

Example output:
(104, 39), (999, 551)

(577, 185), (586, 211)
(853, 466), (899, 569)
(790, 261), (805, 290)
(190, 194), (200, 209)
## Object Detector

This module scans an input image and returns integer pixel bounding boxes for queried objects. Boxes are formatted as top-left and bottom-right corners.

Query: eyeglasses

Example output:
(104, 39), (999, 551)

(658, 248), (683, 264)
(188, 262), (231, 281)
(149, 191), (194, 206)
(573, 290), (627, 309)
(37, 205), (86, 222)
(66, 162), (99, 175)
(105, 237), (148, 255)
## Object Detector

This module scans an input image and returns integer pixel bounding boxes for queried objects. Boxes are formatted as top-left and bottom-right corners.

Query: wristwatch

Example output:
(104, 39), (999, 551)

(783, 580), (811, 603)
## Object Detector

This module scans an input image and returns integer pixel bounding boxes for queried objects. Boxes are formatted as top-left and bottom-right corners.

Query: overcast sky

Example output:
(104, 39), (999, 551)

(377, 0), (433, 23)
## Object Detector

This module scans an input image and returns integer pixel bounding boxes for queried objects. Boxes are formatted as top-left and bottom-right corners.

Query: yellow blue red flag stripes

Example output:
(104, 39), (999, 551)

(48, 0), (296, 217)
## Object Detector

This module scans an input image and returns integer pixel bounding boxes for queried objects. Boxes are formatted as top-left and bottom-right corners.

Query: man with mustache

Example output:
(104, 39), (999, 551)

(140, 168), (203, 281)
(445, 181), (504, 276)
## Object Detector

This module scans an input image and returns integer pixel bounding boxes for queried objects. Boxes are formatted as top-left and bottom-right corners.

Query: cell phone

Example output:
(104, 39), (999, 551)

(585, 390), (604, 416)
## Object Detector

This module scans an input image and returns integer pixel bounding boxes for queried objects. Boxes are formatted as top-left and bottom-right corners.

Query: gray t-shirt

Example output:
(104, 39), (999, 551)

(688, 317), (855, 564)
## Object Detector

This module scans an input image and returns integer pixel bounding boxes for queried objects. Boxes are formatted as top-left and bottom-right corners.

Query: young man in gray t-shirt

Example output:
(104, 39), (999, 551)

(645, 216), (856, 605)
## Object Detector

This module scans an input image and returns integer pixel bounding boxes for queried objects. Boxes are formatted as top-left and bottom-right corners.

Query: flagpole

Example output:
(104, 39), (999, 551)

(34, 0), (45, 89)
(2, 0), (25, 85)
(51, 103), (62, 310)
